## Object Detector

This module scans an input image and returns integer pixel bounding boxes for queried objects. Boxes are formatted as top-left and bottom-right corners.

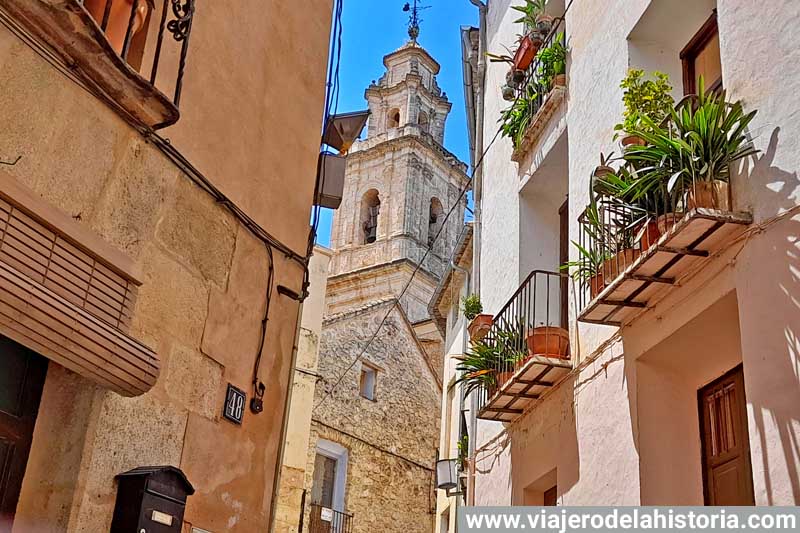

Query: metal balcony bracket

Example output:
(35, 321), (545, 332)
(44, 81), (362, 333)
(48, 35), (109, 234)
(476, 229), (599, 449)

(578, 209), (752, 327)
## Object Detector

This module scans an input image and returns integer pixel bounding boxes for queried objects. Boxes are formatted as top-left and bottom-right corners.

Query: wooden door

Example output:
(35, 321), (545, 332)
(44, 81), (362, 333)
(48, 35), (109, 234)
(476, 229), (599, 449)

(698, 365), (755, 505)
(543, 485), (557, 507)
(0, 336), (47, 531)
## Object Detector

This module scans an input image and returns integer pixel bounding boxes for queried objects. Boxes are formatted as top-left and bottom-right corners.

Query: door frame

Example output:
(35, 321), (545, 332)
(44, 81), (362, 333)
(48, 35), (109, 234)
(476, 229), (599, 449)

(697, 364), (755, 505)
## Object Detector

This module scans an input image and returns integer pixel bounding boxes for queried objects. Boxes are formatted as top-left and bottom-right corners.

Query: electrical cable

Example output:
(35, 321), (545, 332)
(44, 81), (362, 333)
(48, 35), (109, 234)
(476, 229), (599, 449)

(253, 0), (344, 406)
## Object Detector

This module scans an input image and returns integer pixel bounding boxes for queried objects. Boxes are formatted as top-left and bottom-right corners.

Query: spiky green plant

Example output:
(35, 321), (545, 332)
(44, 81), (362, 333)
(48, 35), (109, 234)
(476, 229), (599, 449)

(624, 77), (759, 195)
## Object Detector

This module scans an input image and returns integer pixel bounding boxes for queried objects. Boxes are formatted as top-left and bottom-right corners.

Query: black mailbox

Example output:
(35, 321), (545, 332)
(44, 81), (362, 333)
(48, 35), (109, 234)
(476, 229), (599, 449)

(111, 466), (194, 533)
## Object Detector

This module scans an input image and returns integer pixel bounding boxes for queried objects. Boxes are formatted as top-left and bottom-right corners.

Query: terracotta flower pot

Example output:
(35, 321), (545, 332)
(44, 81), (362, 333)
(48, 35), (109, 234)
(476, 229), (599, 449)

(496, 370), (514, 389)
(84, 0), (153, 55)
(593, 165), (615, 179)
(526, 326), (570, 359)
(513, 34), (541, 71)
(636, 213), (680, 250)
(552, 74), (567, 87)
(468, 314), (493, 342)
(589, 248), (640, 300)
(621, 133), (646, 147)
(687, 180), (730, 211)
(589, 271), (605, 299)
(535, 14), (554, 35)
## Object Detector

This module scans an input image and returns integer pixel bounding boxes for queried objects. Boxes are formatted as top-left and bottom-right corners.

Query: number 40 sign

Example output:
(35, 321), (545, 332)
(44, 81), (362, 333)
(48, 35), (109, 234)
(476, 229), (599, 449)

(223, 384), (246, 425)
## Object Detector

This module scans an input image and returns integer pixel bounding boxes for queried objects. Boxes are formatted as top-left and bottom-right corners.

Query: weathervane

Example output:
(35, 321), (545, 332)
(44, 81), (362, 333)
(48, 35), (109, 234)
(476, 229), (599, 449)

(403, 0), (430, 42)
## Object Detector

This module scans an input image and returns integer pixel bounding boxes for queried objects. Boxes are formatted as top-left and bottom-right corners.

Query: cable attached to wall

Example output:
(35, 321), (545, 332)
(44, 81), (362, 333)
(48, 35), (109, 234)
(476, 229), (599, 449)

(250, 242), (275, 413)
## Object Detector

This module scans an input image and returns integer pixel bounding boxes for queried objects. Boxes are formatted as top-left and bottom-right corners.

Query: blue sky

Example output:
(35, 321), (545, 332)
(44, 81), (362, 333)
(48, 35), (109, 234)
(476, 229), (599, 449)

(315, 0), (478, 246)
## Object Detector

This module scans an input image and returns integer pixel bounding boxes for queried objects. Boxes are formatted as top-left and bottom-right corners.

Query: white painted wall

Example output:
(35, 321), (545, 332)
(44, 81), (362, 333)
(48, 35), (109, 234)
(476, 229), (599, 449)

(472, 0), (800, 506)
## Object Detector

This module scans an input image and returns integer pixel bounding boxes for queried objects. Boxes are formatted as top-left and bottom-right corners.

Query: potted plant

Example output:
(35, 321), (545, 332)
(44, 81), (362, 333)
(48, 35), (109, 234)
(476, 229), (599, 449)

(526, 324), (570, 359)
(451, 339), (502, 397)
(613, 69), (675, 148)
(457, 434), (469, 471)
(593, 152), (617, 180)
(492, 324), (528, 386)
(563, 199), (639, 300)
(511, 0), (547, 71)
(499, 83), (538, 148)
(462, 295), (493, 341)
(84, 0), (154, 55)
(628, 77), (758, 213)
(536, 32), (566, 90)
(513, 33), (542, 71)
(513, 0), (551, 35)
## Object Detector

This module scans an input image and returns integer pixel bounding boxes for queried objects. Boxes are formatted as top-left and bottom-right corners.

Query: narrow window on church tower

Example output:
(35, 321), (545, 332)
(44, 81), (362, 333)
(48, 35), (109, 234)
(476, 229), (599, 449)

(361, 189), (381, 244)
(428, 197), (444, 248)
(418, 111), (429, 133)
(359, 363), (377, 401)
(387, 108), (401, 128)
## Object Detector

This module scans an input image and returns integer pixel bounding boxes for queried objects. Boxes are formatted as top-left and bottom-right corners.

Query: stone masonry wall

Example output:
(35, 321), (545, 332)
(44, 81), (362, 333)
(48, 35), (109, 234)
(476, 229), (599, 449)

(0, 0), (331, 529)
(307, 303), (440, 533)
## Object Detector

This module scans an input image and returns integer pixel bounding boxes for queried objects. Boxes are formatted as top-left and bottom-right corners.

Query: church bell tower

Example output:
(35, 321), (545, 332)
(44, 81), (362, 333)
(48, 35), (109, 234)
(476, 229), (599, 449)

(325, 38), (470, 323)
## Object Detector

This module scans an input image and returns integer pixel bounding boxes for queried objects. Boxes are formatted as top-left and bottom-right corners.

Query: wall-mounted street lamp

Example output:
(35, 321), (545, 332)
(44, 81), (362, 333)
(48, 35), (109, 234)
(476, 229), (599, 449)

(315, 110), (370, 209)
(436, 458), (460, 494)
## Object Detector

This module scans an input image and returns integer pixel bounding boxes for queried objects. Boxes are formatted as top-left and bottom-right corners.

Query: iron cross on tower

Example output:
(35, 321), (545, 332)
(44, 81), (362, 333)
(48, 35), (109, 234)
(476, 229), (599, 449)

(403, 0), (430, 42)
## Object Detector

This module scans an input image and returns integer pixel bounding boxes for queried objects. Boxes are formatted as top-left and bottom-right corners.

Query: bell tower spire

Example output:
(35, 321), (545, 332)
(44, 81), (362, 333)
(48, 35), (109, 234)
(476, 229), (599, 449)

(403, 1), (429, 42)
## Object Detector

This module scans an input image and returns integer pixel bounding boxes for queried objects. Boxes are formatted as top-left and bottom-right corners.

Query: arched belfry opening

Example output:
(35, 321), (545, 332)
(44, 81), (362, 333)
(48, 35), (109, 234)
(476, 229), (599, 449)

(418, 111), (429, 132)
(361, 189), (381, 244)
(387, 109), (401, 129)
(427, 197), (444, 247)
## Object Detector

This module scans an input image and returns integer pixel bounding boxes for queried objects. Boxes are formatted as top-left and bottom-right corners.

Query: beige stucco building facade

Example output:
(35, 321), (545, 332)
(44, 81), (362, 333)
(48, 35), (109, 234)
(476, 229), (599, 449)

(303, 40), (469, 533)
(0, 1), (333, 531)
(274, 247), (332, 533)
(445, 0), (800, 513)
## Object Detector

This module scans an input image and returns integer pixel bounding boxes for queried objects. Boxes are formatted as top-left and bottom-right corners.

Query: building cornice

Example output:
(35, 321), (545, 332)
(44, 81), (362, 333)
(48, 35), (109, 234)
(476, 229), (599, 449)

(349, 130), (470, 182)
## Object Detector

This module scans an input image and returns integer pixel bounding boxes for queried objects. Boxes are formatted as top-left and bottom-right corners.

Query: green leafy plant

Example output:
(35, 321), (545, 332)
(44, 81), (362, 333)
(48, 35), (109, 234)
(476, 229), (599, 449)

(461, 294), (483, 321)
(536, 32), (566, 90)
(499, 82), (539, 148)
(624, 77), (759, 194)
(450, 340), (502, 397)
(614, 69), (675, 139)
(511, 0), (546, 31)
(560, 202), (612, 289)
(457, 433), (469, 470)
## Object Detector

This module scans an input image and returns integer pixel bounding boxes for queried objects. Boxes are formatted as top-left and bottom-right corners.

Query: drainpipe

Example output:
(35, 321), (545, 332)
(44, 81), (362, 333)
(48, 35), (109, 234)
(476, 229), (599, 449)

(451, 260), (471, 518)
(468, 0), (487, 300)
(467, 0), (486, 508)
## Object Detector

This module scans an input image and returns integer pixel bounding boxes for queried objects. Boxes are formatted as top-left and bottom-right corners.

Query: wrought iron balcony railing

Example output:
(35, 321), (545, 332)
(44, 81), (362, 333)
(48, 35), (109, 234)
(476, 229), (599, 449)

(308, 503), (354, 533)
(575, 136), (753, 325)
(474, 270), (572, 422)
(81, 0), (195, 107)
(2, 0), (195, 127)
(503, 17), (567, 161)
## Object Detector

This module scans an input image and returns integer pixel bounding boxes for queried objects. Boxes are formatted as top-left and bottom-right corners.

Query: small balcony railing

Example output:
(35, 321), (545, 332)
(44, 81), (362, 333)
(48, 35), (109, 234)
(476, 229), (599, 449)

(308, 503), (354, 533)
(502, 17), (567, 161)
(475, 270), (572, 422)
(80, 0), (195, 107)
(575, 130), (753, 326)
(3, 0), (195, 127)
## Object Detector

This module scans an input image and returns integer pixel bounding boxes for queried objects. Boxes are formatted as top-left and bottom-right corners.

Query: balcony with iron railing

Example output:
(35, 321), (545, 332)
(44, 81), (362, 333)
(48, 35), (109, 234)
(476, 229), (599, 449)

(308, 503), (354, 533)
(497, 16), (566, 162)
(573, 91), (756, 326)
(466, 271), (572, 423)
(1, 0), (195, 128)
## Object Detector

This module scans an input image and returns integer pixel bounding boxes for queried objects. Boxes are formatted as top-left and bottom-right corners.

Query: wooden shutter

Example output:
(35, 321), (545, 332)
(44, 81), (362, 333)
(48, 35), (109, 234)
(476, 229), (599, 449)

(0, 172), (158, 397)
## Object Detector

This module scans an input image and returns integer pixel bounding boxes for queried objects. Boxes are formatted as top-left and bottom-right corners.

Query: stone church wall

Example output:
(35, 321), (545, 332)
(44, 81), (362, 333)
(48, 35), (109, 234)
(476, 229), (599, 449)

(307, 304), (440, 533)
